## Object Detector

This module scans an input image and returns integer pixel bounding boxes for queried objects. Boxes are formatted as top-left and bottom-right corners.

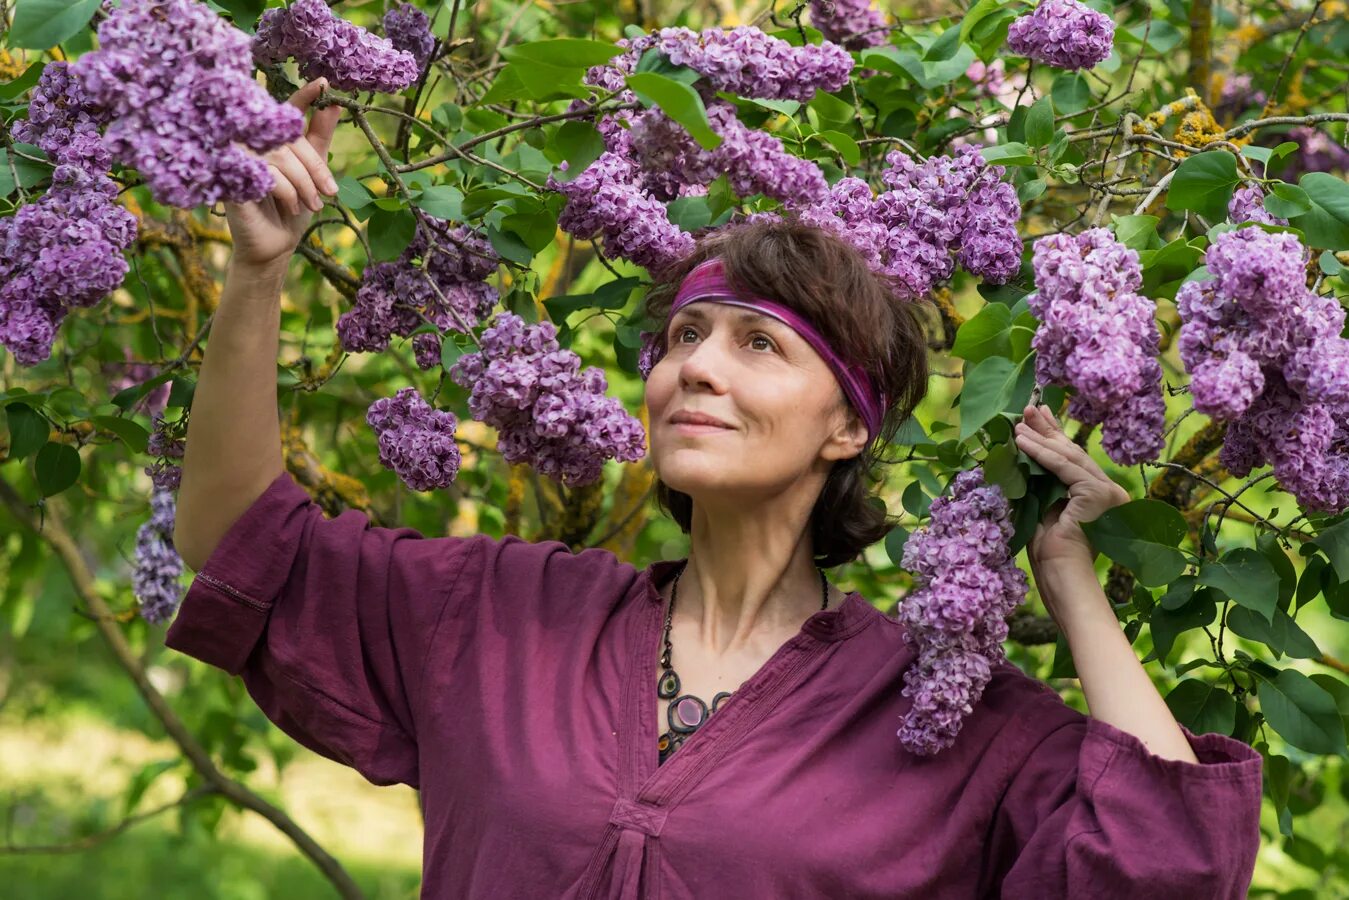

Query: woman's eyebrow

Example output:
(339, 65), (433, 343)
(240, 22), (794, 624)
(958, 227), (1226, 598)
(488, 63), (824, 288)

(671, 306), (782, 330)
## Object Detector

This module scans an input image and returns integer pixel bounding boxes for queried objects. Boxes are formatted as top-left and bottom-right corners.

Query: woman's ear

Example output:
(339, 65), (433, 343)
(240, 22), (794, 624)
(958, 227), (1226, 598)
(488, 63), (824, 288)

(822, 403), (869, 463)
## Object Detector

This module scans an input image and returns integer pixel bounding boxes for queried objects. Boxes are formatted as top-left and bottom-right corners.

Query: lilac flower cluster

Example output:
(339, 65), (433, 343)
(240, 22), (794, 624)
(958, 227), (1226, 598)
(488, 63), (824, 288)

(896, 469), (1028, 756)
(449, 314), (647, 486)
(965, 59), (1008, 99)
(1024, 229), (1165, 465)
(1270, 127), (1349, 180)
(0, 165), (137, 366)
(775, 145), (1021, 298)
(73, 0), (305, 208)
(133, 486), (184, 625)
(1227, 184), (1287, 227)
(1213, 73), (1266, 123)
(144, 411), (186, 492)
(808, 0), (888, 51)
(1006, 0), (1115, 71)
(12, 62), (111, 172)
(254, 0), (420, 94)
(337, 218), (499, 357)
(366, 387), (462, 492)
(383, 1), (436, 70)
(1177, 228), (1349, 512)
(584, 26), (853, 102)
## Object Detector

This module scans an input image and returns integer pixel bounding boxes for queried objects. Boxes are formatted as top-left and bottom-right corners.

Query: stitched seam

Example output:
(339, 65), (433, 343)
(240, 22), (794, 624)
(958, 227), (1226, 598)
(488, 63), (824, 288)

(196, 571), (269, 612)
(276, 665), (388, 728)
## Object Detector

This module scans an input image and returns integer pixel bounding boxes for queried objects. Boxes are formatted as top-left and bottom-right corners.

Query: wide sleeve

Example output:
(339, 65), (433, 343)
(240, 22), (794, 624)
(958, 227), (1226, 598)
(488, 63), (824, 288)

(982, 691), (1264, 899)
(164, 470), (483, 789)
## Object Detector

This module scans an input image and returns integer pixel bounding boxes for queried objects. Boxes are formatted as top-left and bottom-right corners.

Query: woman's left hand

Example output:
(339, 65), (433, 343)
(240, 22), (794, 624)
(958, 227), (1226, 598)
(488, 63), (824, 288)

(1013, 403), (1132, 572)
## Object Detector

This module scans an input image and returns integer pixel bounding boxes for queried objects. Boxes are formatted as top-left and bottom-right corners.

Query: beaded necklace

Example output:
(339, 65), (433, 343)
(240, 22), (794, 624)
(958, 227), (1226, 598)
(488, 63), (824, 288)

(657, 562), (831, 765)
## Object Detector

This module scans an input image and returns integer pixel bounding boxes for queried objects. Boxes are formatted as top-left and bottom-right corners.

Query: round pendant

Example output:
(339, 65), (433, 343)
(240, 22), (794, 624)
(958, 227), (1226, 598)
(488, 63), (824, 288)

(711, 691), (732, 713)
(668, 695), (708, 733)
(657, 669), (680, 699)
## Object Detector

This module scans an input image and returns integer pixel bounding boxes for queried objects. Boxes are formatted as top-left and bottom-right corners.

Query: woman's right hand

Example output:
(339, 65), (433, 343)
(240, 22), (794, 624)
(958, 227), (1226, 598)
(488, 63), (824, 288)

(224, 77), (343, 271)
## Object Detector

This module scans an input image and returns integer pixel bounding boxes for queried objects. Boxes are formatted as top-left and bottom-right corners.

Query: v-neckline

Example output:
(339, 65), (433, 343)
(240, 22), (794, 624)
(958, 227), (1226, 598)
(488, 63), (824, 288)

(624, 558), (877, 804)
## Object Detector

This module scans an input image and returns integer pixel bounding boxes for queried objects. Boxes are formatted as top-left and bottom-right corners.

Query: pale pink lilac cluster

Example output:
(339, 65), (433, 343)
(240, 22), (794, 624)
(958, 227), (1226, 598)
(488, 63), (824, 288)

(1024, 228), (1165, 465)
(1227, 184), (1286, 227)
(0, 165), (138, 366)
(1006, 0), (1115, 71)
(253, 0), (420, 94)
(383, 1), (436, 70)
(337, 218), (499, 357)
(1177, 228), (1349, 512)
(366, 386), (462, 492)
(896, 468), (1028, 756)
(134, 486), (184, 625)
(808, 0), (888, 51)
(11, 62), (111, 172)
(144, 411), (185, 492)
(73, 0), (305, 208)
(965, 59), (1008, 99)
(449, 313), (647, 486)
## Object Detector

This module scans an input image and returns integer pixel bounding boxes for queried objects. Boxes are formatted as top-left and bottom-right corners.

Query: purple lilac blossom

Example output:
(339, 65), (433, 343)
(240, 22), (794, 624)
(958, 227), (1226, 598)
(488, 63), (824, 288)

(1213, 73), (1266, 123)
(1006, 0), (1115, 71)
(449, 313), (647, 486)
(383, 1), (436, 70)
(134, 486), (184, 625)
(337, 219), (499, 356)
(72, 0), (305, 209)
(1269, 126), (1349, 180)
(253, 0), (420, 94)
(965, 59), (1008, 99)
(807, 0), (888, 51)
(366, 387), (463, 491)
(11, 62), (111, 172)
(0, 165), (138, 366)
(144, 411), (185, 492)
(896, 468), (1028, 756)
(1024, 228), (1165, 465)
(1177, 227), (1349, 512)
(1228, 184), (1287, 227)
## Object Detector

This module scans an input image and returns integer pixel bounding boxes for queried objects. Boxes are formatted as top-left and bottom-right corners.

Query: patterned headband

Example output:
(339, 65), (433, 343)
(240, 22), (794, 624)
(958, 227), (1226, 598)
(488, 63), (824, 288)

(652, 257), (888, 443)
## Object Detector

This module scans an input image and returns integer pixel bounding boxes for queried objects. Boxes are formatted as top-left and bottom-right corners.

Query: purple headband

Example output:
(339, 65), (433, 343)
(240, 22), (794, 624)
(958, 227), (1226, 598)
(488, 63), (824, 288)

(660, 257), (888, 442)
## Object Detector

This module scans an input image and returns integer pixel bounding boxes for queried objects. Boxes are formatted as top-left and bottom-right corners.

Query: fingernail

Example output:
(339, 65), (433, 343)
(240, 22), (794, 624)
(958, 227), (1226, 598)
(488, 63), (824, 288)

(308, 195), (323, 212)
(324, 175), (338, 194)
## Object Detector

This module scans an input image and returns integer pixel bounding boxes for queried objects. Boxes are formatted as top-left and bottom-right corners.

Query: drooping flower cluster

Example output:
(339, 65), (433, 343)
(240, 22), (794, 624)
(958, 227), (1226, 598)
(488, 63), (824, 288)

(896, 469), (1028, 756)
(0, 165), (138, 366)
(965, 58), (1008, 100)
(134, 486), (184, 625)
(337, 218), (499, 357)
(768, 145), (1022, 298)
(1024, 228), (1165, 465)
(808, 0), (888, 51)
(145, 411), (186, 492)
(449, 314), (647, 486)
(366, 387), (462, 492)
(584, 26), (853, 102)
(12, 62), (111, 172)
(1227, 184), (1287, 227)
(1177, 228), (1349, 512)
(72, 0), (305, 208)
(1006, 0), (1115, 71)
(253, 0), (420, 94)
(383, 1), (436, 70)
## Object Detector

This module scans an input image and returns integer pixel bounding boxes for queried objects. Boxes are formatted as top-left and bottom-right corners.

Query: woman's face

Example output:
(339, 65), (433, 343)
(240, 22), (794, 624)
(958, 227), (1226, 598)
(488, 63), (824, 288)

(644, 300), (867, 504)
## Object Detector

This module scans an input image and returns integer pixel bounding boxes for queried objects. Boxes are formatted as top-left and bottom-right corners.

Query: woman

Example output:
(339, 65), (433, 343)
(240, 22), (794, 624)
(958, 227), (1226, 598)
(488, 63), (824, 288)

(169, 79), (1263, 899)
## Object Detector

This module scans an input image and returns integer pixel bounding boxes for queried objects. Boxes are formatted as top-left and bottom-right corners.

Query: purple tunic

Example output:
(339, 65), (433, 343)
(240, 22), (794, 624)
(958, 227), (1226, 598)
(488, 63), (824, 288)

(165, 471), (1264, 898)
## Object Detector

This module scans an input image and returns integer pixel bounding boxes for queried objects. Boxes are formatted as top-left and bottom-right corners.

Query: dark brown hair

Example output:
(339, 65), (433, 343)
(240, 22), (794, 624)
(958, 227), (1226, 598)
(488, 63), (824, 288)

(642, 215), (933, 569)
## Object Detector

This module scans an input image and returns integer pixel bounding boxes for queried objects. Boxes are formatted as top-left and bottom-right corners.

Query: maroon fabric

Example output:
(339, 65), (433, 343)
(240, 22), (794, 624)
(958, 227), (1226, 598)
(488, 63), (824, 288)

(165, 471), (1265, 899)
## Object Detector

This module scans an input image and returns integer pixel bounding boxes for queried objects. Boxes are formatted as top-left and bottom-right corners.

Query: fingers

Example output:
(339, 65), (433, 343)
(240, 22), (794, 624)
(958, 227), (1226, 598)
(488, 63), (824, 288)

(285, 77), (341, 182)
(264, 162), (300, 217)
(265, 148), (321, 215)
(289, 129), (339, 197)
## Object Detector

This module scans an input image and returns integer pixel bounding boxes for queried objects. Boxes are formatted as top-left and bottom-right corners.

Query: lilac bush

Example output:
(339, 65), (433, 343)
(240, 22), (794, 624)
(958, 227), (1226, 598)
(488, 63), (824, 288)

(11, 62), (111, 172)
(367, 387), (463, 492)
(383, 1), (437, 70)
(253, 0), (420, 94)
(1006, 0), (1115, 71)
(808, 0), (888, 51)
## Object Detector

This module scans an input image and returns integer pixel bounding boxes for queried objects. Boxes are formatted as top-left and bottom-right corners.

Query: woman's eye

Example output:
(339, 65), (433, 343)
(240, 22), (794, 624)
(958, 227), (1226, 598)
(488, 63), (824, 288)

(673, 326), (775, 352)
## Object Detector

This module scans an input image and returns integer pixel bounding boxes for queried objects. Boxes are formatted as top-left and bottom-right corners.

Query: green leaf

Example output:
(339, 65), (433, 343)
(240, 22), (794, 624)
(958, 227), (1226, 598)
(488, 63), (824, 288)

(123, 759), (179, 818)
(982, 441), (1027, 501)
(1017, 178), (1047, 204)
(625, 73), (722, 151)
(34, 441), (80, 497)
(440, 333), (467, 370)
(5, 402), (49, 460)
(1145, 587), (1217, 667)
(884, 525), (909, 566)
(1079, 499), (1189, 587)
(1265, 182), (1313, 218)
(1165, 678), (1238, 736)
(8, 0), (102, 49)
(1296, 173), (1349, 250)
(1050, 72), (1091, 115)
(1321, 249), (1345, 276)
(0, 60), (46, 100)
(960, 0), (1011, 39)
(807, 90), (854, 127)
(551, 121), (606, 181)
(90, 415), (150, 454)
(1254, 667), (1349, 757)
(486, 225), (534, 266)
(412, 185), (463, 220)
(1311, 516), (1349, 584)
(980, 142), (1034, 167)
(951, 302), (1014, 363)
(0, 148), (52, 199)
(367, 208), (417, 261)
(499, 38), (622, 68)
(923, 24), (963, 62)
(1226, 605), (1321, 660)
(1024, 96), (1055, 148)
(335, 177), (375, 210)
(959, 356), (1025, 440)
(1166, 151), (1240, 222)
(111, 371), (175, 413)
(1112, 214), (1160, 250)
(1196, 548), (1279, 622)
(166, 376), (196, 411)
(813, 130), (861, 167)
